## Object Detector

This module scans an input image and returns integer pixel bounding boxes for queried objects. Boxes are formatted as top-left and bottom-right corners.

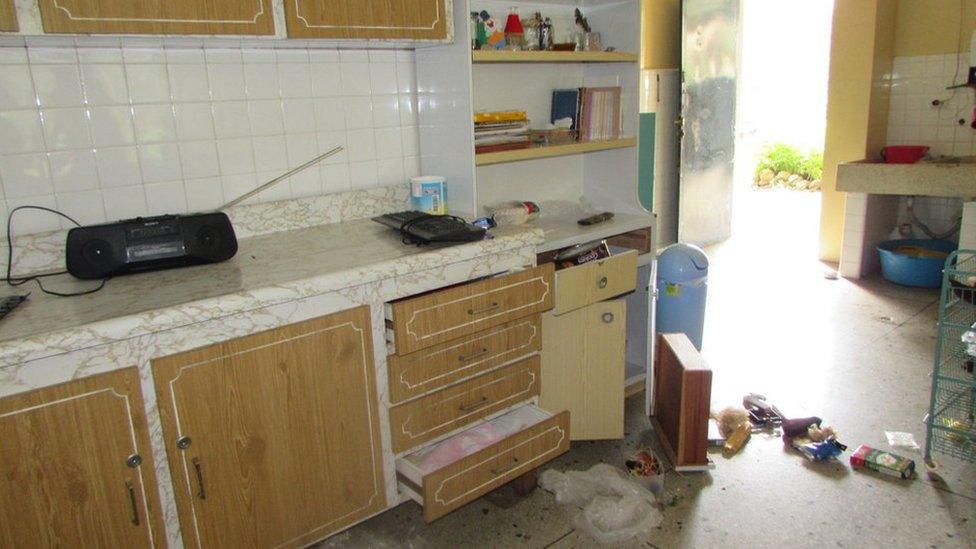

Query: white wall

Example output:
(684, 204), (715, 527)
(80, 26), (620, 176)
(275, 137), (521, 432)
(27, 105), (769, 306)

(0, 43), (420, 236)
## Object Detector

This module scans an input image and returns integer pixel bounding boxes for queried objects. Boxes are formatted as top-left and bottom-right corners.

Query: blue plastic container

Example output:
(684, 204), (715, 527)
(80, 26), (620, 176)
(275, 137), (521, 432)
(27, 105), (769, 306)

(656, 243), (709, 350)
(876, 239), (955, 288)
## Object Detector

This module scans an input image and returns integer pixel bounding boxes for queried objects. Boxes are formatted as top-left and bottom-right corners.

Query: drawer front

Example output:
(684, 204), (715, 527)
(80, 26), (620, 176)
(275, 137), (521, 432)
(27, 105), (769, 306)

(553, 250), (637, 315)
(389, 264), (554, 355)
(421, 410), (570, 521)
(389, 357), (541, 453)
(388, 316), (542, 404)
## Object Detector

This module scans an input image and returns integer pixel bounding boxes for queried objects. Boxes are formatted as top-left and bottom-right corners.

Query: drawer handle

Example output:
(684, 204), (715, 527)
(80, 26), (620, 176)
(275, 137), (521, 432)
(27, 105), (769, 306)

(490, 457), (521, 476)
(458, 348), (490, 362)
(192, 457), (207, 500)
(602, 312), (614, 323)
(467, 302), (500, 316)
(597, 276), (608, 289)
(125, 480), (140, 526)
(458, 396), (490, 412)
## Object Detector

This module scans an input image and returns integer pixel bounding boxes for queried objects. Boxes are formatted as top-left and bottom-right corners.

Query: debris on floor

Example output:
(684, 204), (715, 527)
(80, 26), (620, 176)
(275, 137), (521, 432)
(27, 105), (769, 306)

(539, 463), (662, 544)
(743, 393), (785, 429)
(712, 406), (751, 457)
(624, 448), (665, 493)
(850, 444), (916, 479)
(792, 438), (847, 462)
(884, 431), (920, 450)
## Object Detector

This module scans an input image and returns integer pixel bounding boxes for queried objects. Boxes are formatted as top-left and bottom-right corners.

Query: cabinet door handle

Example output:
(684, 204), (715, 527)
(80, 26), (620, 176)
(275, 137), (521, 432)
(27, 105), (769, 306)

(458, 395), (490, 412)
(192, 457), (207, 500)
(467, 302), (499, 316)
(458, 348), (489, 362)
(490, 457), (520, 476)
(602, 312), (614, 323)
(597, 276), (608, 289)
(125, 480), (140, 526)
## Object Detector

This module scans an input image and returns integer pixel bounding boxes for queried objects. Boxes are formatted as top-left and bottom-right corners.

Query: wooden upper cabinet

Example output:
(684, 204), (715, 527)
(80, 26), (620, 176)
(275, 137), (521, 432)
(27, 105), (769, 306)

(0, 368), (165, 547)
(153, 307), (386, 548)
(37, 0), (275, 35)
(285, 0), (449, 40)
(0, 0), (17, 31)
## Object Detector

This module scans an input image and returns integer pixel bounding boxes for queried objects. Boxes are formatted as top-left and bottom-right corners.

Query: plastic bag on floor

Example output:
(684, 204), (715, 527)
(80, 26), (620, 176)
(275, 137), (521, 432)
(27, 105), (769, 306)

(539, 463), (662, 544)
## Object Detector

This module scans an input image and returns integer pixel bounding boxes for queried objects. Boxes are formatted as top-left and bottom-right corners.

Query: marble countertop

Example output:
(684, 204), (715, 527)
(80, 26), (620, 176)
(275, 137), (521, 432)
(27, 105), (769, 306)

(837, 160), (976, 198)
(0, 219), (543, 363)
(531, 211), (656, 253)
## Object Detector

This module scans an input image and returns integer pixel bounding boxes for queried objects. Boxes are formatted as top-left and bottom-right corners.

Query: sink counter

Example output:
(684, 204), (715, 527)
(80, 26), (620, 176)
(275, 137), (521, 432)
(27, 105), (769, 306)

(836, 160), (976, 198)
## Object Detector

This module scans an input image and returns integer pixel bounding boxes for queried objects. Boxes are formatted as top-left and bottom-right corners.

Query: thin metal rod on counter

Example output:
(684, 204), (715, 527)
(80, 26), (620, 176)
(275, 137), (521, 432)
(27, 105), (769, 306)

(219, 146), (344, 210)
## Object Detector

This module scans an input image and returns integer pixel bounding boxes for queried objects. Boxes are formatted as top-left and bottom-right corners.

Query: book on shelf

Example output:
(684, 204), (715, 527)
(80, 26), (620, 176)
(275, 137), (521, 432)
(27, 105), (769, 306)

(474, 110), (531, 154)
(549, 86), (622, 142)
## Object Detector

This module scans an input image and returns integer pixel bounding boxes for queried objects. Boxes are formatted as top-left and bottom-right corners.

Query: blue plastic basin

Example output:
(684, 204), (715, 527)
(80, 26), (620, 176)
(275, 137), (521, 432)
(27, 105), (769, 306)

(876, 239), (955, 288)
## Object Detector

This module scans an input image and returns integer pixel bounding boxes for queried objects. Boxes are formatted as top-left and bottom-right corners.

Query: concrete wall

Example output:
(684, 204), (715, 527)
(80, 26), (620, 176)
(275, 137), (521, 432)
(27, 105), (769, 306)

(894, 0), (976, 57)
(819, 0), (897, 264)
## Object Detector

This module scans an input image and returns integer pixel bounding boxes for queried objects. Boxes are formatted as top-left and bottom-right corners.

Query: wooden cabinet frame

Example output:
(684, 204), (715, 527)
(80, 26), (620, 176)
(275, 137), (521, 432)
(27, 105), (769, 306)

(37, 0), (275, 35)
(0, 0), (17, 31)
(284, 0), (449, 40)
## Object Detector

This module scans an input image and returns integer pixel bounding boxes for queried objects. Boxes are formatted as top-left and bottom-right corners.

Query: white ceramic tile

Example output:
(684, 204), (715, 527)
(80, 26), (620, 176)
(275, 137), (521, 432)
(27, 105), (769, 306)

(288, 169), (321, 198)
(402, 155), (420, 179)
(184, 176), (225, 211)
(205, 49), (242, 64)
(285, 133), (318, 167)
(95, 146), (142, 188)
(339, 51), (369, 64)
(374, 127), (402, 159)
(320, 162), (350, 192)
(278, 64), (312, 98)
(376, 157), (404, 186)
(252, 135), (287, 172)
(220, 173), (256, 203)
(398, 94), (417, 126)
(178, 141), (220, 179)
(396, 60), (416, 94)
(81, 64), (128, 106)
(0, 153), (52, 198)
(348, 160), (378, 188)
(0, 66), (37, 110)
(48, 149), (99, 193)
(212, 101), (251, 139)
(102, 185), (147, 220)
(32, 64), (84, 108)
(125, 64), (170, 103)
(251, 170), (291, 201)
(244, 63), (280, 99)
(371, 95), (399, 127)
(138, 143), (182, 183)
(343, 96), (373, 129)
(346, 128), (376, 162)
(0, 48), (28, 65)
(247, 100), (284, 136)
(310, 63), (341, 97)
(6, 195), (60, 234)
(28, 47), (76, 64)
(0, 110), (45, 154)
(308, 50), (339, 63)
(122, 47), (166, 64)
(145, 180), (188, 215)
(56, 189), (107, 225)
(281, 98), (315, 133)
(276, 49), (308, 64)
(40, 108), (92, 150)
(369, 63), (398, 95)
(242, 48), (276, 64)
(165, 48), (206, 64)
(216, 138), (255, 175)
(401, 126), (419, 156)
(313, 97), (345, 131)
(132, 104), (177, 143)
(340, 63), (371, 96)
(168, 64), (211, 102)
(173, 103), (215, 141)
(315, 131), (347, 163)
(76, 46), (123, 64)
(208, 64), (246, 101)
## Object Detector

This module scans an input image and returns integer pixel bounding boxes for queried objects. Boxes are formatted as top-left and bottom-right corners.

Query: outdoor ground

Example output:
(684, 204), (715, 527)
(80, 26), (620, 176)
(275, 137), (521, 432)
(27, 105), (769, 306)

(317, 189), (975, 548)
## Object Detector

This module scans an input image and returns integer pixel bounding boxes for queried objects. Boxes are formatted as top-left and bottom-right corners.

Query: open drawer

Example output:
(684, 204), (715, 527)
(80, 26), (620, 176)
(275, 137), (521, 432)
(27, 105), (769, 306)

(396, 405), (570, 522)
(553, 249), (638, 315)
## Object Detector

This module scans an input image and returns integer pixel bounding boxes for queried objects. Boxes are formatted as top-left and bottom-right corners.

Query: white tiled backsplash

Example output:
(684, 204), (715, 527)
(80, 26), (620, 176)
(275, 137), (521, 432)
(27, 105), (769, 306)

(887, 53), (975, 243)
(0, 45), (420, 236)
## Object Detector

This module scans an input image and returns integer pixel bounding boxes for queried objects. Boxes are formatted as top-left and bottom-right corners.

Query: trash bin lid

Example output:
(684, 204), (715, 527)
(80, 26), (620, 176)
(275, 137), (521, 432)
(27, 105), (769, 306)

(657, 243), (708, 281)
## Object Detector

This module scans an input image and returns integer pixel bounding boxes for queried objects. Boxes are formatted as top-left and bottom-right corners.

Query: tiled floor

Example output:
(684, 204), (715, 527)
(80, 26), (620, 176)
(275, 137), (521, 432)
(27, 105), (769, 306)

(319, 191), (976, 548)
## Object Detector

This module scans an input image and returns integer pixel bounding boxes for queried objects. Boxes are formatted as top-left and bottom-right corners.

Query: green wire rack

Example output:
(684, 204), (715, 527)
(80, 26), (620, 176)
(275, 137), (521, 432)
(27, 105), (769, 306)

(926, 250), (976, 463)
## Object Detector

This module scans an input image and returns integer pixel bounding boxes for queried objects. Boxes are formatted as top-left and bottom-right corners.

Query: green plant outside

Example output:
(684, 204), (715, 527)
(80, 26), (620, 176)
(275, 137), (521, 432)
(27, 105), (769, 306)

(755, 143), (823, 181)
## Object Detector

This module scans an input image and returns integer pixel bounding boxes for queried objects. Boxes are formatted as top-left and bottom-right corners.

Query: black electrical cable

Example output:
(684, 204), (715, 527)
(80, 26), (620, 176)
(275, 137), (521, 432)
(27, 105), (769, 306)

(5, 205), (107, 297)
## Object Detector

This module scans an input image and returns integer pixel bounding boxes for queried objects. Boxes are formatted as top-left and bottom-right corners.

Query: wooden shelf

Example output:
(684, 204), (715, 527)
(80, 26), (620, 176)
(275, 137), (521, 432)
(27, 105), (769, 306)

(472, 50), (639, 63)
(475, 138), (637, 166)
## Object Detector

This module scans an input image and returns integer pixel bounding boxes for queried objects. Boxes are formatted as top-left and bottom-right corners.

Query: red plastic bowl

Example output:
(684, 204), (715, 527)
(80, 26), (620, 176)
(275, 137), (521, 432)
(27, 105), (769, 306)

(881, 145), (929, 164)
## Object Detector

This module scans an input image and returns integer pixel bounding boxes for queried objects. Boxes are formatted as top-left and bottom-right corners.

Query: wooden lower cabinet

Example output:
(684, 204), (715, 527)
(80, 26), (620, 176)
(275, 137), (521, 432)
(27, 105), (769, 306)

(152, 306), (386, 548)
(0, 368), (165, 547)
(540, 300), (626, 440)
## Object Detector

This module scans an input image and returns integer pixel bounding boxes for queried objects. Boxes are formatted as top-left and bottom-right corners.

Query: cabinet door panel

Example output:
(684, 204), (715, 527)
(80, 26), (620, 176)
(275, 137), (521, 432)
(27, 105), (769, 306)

(153, 307), (386, 548)
(0, 368), (164, 548)
(285, 0), (448, 40)
(0, 0), (17, 31)
(38, 0), (274, 35)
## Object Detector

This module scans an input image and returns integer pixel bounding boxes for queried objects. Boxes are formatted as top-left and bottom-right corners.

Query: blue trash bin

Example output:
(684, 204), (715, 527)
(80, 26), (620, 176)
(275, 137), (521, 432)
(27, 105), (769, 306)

(656, 243), (709, 350)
